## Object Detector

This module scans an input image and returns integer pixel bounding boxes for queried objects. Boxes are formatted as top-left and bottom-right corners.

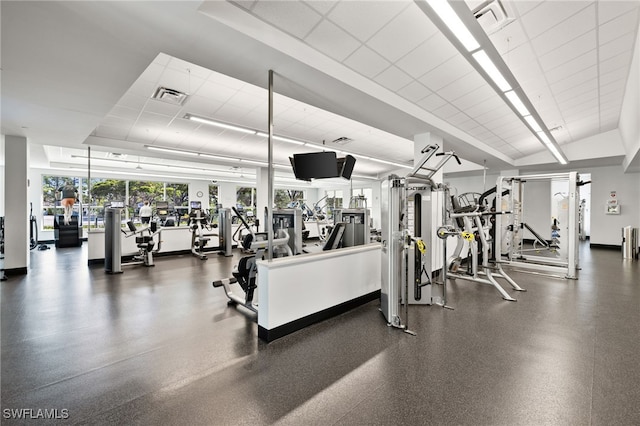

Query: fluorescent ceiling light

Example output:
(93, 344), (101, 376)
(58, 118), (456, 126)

(504, 91), (529, 116)
(547, 143), (567, 165)
(472, 50), (511, 91)
(273, 135), (306, 146)
(524, 115), (542, 133)
(537, 132), (552, 145)
(428, 0), (480, 52)
(185, 114), (257, 135)
(240, 159), (268, 166)
(146, 146), (198, 156)
(198, 153), (229, 161)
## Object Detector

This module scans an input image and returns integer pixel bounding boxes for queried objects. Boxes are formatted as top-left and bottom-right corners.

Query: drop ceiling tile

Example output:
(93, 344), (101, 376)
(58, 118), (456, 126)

(137, 112), (173, 127)
(463, 96), (505, 119)
(118, 93), (148, 110)
(447, 111), (473, 127)
(554, 80), (598, 104)
(374, 66), (413, 92)
(530, 5), (595, 57)
(303, 0), (338, 15)
(599, 32), (637, 61)
(598, 9), (640, 45)
(343, 45), (391, 78)
(500, 42), (537, 74)
(419, 54), (474, 91)
(167, 118), (201, 133)
(184, 95), (225, 117)
(196, 81), (238, 103)
(549, 66), (597, 94)
(145, 99), (183, 117)
(109, 105), (140, 121)
(166, 57), (212, 81)
(225, 90), (264, 110)
(138, 62), (165, 83)
(450, 84), (496, 112)
(252, 0), (322, 39)
(544, 50), (597, 84)
(538, 30), (596, 71)
(519, 1), (592, 39)
(128, 126), (161, 143)
(159, 67), (205, 96)
(599, 89), (625, 105)
(557, 90), (598, 111)
(437, 71), (486, 102)
(152, 53), (172, 66)
(599, 50), (632, 75)
(367, 3), (438, 63)
(156, 130), (187, 146)
(511, 1), (544, 17)
(417, 93), (447, 112)
(305, 19), (361, 62)
(598, 0), (640, 24)
(395, 32), (459, 79)
(206, 103), (248, 125)
(600, 67), (629, 87)
(488, 21), (530, 55)
(397, 81), (432, 103)
(327, 1), (406, 42)
(433, 103), (461, 121)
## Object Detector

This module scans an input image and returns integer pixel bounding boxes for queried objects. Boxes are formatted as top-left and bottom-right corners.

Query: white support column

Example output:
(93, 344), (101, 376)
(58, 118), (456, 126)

(4, 135), (29, 274)
(256, 167), (269, 232)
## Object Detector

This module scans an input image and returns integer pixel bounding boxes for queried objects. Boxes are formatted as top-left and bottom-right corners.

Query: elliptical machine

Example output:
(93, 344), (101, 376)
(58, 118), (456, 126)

(213, 209), (292, 315)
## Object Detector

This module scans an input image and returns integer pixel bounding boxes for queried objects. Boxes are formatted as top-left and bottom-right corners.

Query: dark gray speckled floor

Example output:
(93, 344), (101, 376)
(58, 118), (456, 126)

(1, 243), (638, 425)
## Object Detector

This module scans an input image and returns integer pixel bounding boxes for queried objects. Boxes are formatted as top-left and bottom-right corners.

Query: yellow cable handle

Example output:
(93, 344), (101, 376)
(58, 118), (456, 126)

(416, 239), (426, 254)
(461, 231), (475, 242)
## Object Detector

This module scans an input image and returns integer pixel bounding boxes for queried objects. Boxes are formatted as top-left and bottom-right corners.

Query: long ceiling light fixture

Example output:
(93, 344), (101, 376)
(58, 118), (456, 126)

(185, 113), (412, 170)
(415, 0), (568, 165)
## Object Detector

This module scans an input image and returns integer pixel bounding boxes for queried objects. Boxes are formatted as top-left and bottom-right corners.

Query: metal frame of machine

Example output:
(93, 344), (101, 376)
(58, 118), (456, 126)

(494, 172), (580, 279)
(381, 144), (458, 334)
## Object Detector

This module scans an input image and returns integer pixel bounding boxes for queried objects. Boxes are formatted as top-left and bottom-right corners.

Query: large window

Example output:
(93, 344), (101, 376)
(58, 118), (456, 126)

(350, 188), (372, 209)
(325, 190), (343, 220)
(274, 189), (305, 209)
(41, 176), (191, 229)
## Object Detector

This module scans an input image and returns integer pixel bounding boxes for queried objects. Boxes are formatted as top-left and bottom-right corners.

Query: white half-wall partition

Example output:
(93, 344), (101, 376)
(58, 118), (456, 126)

(256, 243), (381, 342)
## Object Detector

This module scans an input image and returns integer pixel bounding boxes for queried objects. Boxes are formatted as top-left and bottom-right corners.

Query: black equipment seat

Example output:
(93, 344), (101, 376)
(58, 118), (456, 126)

(126, 221), (156, 251)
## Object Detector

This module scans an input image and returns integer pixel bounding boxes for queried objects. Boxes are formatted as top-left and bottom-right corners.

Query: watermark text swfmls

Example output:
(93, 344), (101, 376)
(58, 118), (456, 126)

(3, 408), (69, 420)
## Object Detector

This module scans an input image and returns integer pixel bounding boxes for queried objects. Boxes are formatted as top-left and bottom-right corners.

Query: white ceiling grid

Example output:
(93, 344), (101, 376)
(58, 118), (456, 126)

(230, 0), (640, 161)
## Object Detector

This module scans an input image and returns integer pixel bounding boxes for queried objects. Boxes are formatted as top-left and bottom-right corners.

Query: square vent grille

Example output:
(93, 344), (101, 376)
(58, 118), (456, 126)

(472, 0), (514, 34)
(332, 136), (353, 145)
(152, 87), (189, 106)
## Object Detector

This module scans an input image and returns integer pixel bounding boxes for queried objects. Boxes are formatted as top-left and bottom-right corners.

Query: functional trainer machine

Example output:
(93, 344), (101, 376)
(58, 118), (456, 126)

(381, 144), (458, 333)
(189, 201), (232, 260)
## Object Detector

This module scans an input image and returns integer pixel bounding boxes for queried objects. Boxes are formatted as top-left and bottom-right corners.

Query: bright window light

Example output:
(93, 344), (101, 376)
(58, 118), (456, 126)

(472, 50), (511, 91)
(185, 114), (256, 135)
(428, 0), (480, 52)
(524, 115), (543, 132)
(504, 90), (530, 116)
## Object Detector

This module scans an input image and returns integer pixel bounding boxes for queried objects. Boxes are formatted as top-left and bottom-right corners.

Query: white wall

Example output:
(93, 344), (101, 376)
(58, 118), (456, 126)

(589, 165), (640, 246)
(619, 26), (640, 171)
(0, 165), (5, 216)
(523, 180), (552, 239)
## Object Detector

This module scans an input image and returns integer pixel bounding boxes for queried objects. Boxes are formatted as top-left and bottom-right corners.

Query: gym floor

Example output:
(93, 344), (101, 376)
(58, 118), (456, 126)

(1, 243), (638, 425)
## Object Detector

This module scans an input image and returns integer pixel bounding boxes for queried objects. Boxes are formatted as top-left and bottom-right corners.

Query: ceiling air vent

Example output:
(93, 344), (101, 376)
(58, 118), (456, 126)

(152, 87), (189, 106)
(472, 0), (514, 35)
(332, 136), (353, 145)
